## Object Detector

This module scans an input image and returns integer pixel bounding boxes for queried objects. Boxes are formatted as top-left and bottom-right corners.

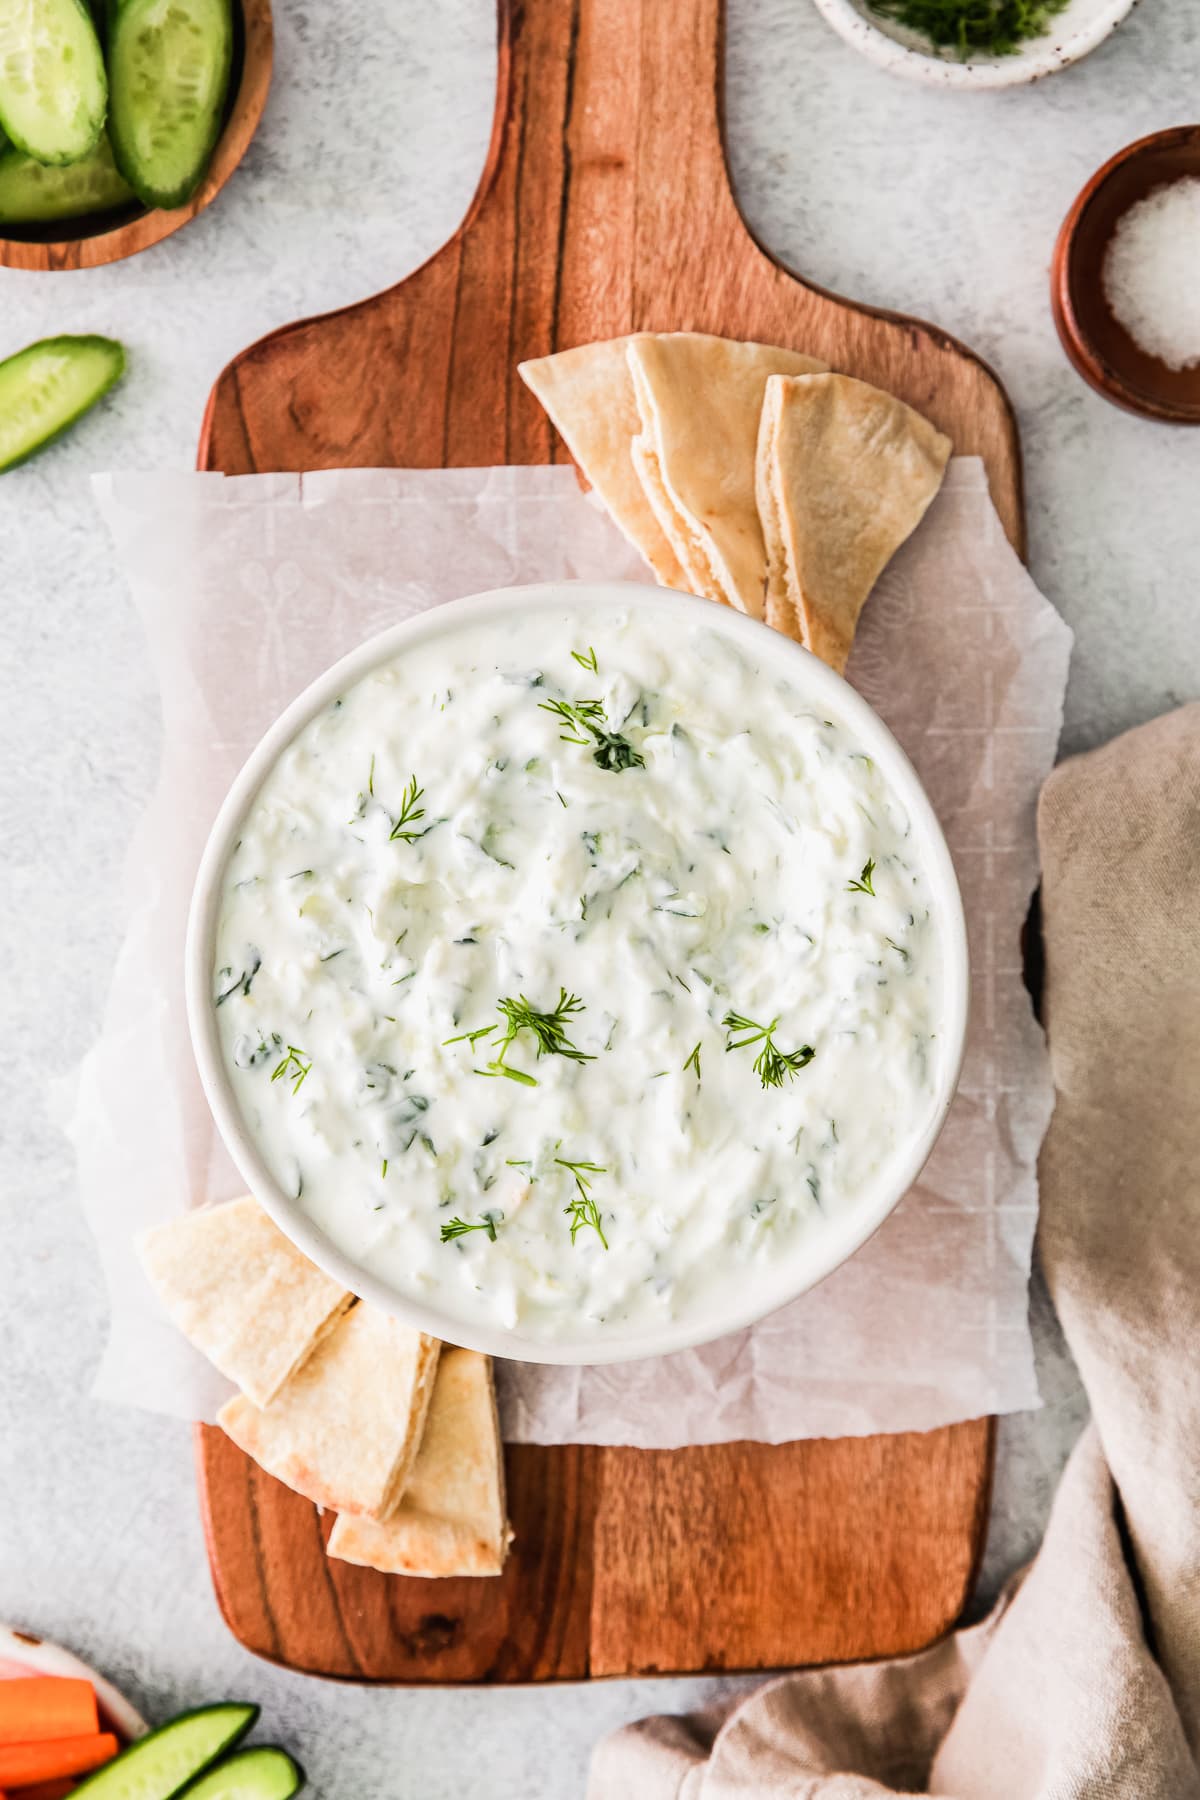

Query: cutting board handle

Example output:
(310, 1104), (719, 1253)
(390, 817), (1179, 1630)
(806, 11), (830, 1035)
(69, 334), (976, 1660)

(199, 0), (1021, 551)
(460, 0), (750, 354)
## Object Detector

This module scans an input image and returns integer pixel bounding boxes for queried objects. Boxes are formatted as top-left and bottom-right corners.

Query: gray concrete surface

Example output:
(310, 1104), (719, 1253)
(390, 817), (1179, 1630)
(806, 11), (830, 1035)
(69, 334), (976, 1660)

(2, 0), (1193, 1790)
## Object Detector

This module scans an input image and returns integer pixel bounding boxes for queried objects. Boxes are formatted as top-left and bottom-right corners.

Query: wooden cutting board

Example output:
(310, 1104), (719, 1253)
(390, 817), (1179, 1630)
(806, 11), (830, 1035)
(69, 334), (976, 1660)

(195, 0), (1018, 1682)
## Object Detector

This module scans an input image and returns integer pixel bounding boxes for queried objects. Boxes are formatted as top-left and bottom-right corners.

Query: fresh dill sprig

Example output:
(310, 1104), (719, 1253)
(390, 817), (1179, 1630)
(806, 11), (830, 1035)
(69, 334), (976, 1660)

(571, 645), (599, 673)
(496, 989), (593, 1064)
(443, 1024), (497, 1047)
(271, 1044), (312, 1095)
(474, 1063), (539, 1087)
(683, 1042), (702, 1082)
(389, 775), (427, 842)
(556, 1158), (609, 1248)
(540, 696), (604, 745)
(565, 1192), (608, 1247)
(448, 988), (594, 1084)
(539, 691), (604, 741)
(539, 695), (646, 774)
(440, 1212), (499, 1243)
(722, 1012), (815, 1089)
(847, 858), (877, 897)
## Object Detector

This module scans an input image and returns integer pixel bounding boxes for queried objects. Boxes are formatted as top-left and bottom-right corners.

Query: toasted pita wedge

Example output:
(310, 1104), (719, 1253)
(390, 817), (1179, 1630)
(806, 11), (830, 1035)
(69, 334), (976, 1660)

(626, 333), (827, 619)
(138, 1195), (352, 1408)
(518, 337), (689, 588)
(628, 430), (708, 598)
(218, 1307), (440, 1518)
(326, 1348), (510, 1577)
(756, 373), (951, 673)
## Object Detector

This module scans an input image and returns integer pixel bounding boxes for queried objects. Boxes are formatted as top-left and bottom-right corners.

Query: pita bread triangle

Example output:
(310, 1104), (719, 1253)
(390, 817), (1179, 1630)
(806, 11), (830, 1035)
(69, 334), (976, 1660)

(756, 372), (951, 672)
(326, 1347), (511, 1577)
(626, 333), (828, 618)
(218, 1304), (440, 1518)
(138, 1194), (352, 1408)
(518, 336), (689, 587)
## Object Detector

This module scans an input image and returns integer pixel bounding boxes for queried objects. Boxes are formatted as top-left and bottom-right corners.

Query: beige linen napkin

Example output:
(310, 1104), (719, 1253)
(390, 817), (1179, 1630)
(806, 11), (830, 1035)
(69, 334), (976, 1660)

(590, 702), (1200, 1800)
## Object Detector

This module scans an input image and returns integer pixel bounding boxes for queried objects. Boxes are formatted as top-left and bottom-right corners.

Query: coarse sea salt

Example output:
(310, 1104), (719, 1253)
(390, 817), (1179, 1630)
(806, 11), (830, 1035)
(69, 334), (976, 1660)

(1103, 177), (1200, 372)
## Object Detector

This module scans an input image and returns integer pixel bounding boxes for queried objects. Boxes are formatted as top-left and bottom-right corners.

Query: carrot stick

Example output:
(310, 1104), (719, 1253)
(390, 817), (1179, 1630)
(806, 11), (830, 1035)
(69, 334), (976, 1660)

(0, 1684), (97, 1746)
(0, 1737), (117, 1787)
(15, 1784), (77, 1800)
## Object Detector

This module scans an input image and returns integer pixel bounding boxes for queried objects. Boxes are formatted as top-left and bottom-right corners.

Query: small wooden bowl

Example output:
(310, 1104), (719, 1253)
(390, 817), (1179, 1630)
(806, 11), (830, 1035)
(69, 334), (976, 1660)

(0, 0), (272, 272)
(1052, 124), (1200, 424)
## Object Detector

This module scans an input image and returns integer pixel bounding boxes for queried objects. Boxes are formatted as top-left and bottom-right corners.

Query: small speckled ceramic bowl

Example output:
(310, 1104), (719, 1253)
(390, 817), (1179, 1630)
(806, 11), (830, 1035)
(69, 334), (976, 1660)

(810, 0), (1140, 89)
(1052, 125), (1200, 424)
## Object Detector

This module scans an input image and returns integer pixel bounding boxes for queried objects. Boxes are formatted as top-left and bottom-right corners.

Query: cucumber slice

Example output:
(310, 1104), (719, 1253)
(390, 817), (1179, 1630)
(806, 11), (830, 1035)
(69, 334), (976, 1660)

(107, 0), (232, 209)
(0, 133), (134, 223)
(0, 334), (125, 471)
(72, 1704), (258, 1800)
(177, 1748), (303, 1800)
(0, 0), (107, 165)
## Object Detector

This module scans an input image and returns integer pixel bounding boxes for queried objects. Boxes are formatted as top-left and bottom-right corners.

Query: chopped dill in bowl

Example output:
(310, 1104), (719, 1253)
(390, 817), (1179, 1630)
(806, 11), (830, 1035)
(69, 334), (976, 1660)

(867, 0), (1070, 56)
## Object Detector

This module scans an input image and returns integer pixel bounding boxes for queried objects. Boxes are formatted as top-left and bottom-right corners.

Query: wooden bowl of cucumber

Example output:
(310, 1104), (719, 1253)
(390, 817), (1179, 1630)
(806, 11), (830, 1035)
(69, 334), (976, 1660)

(0, 0), (272, 272)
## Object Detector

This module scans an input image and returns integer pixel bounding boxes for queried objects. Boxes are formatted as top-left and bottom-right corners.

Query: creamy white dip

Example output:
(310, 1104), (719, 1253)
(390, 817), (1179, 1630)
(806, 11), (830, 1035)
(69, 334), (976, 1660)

(213, 606), (945, 1344)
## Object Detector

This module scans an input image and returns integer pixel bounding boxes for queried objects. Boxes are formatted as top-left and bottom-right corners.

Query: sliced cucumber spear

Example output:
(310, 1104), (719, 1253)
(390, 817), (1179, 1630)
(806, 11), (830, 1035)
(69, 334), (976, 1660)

(0, 0), (107, 165)
(0, 335), (125, 472)
(107, 0), (232, 209)
(72, 1703), (259, 1800)
(0, 133), (134, 223)
(174, 1748), (304, 1800)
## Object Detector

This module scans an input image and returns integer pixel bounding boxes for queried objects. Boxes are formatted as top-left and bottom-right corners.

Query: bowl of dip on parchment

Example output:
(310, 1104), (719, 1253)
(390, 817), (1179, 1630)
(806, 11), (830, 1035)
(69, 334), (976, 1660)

(186, 582), (969, 1365)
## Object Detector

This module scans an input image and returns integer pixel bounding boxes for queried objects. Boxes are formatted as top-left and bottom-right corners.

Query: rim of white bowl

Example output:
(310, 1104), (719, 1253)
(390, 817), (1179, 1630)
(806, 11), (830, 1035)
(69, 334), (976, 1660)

(809, 0), (1140, 90)
(186, 581), (970, 1368)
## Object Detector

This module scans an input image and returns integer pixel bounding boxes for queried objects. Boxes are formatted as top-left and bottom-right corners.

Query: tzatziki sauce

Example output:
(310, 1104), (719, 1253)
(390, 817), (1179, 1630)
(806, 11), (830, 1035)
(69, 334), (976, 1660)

(212, 604), (947, 1346)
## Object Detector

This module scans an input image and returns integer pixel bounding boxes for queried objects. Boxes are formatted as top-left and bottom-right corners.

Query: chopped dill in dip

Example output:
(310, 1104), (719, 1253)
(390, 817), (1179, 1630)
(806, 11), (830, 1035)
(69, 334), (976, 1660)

(212, 607), (947, 1344)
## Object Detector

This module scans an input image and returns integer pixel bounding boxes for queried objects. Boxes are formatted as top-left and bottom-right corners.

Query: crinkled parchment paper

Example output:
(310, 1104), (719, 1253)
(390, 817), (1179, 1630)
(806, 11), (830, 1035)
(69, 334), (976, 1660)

(71, 460), (1070, 1444)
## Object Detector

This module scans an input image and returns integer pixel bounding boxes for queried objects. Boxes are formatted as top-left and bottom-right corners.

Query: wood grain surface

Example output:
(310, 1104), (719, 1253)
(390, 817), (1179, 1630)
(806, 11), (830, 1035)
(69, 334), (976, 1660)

(198, 1422), (994, 1681)
(195, 0), (1016, 1682)
(0, 0), (273, 273)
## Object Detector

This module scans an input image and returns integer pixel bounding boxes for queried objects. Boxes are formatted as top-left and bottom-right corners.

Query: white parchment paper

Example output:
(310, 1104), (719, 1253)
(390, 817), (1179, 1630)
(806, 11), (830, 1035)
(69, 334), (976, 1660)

(71, 460), (1071, 1444)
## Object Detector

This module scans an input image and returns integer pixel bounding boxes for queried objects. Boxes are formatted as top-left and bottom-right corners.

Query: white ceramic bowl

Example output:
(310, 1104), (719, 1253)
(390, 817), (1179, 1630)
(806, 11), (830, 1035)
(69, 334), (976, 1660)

(811, 0), (1140, 89)
(186, 582), (969, 1366)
